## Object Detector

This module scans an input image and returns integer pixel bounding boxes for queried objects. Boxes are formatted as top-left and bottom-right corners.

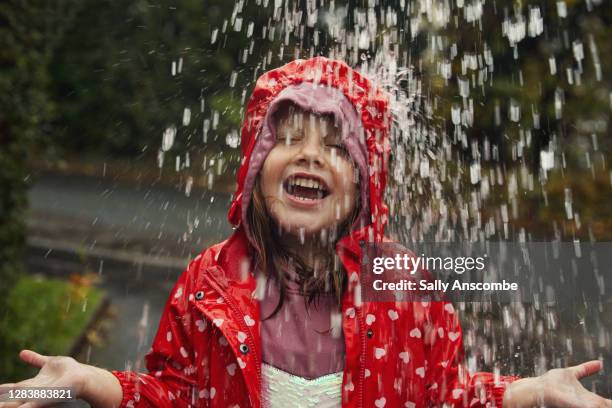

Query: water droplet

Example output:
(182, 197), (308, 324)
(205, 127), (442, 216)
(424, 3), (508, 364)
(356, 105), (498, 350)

(162, 126), (176, 151)
(182, 108), (191, 126)
(502, 15), (526, 46)
(528, 7), (543, 38)
(509, 99), (521, 122)
(226, 130), (239, 148)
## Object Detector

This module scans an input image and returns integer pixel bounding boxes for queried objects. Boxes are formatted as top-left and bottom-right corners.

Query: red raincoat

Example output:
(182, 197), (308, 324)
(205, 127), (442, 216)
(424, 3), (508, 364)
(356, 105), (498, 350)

(111, 57), (518, 407)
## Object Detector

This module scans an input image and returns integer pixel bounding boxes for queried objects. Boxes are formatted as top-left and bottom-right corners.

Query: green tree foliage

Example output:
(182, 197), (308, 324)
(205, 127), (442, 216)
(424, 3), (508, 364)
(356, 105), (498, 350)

(0, 0), (80, 378)
(0, 0), (78, 364)
(424, 0), (611, 167)
(48, 0), (273, 159)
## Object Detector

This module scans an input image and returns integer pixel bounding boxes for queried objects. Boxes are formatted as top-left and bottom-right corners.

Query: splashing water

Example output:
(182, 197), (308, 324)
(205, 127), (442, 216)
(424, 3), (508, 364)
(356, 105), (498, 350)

(128, 0), (612, 392)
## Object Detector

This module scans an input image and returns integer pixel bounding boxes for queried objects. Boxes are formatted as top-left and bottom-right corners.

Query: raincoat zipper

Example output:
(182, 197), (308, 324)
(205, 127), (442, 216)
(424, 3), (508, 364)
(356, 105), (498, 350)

(356, 307), (366, 408)
(203, 268), (263, 407)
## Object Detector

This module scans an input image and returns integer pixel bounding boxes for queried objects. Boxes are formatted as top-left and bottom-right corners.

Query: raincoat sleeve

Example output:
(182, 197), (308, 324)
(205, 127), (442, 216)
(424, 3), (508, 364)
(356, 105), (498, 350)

(424, 301), (520, 407)
(110, 259), (201, 407)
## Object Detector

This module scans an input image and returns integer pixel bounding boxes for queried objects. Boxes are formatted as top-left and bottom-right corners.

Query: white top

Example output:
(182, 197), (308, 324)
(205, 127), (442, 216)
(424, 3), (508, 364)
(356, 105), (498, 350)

(261, 362), (343, 408)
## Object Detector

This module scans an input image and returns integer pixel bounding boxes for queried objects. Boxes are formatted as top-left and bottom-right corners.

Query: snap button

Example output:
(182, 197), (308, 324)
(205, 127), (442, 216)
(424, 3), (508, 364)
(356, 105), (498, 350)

(195, 291), (204, 300)
(239, 343), (249, 354)
(367, 329), (374, 339)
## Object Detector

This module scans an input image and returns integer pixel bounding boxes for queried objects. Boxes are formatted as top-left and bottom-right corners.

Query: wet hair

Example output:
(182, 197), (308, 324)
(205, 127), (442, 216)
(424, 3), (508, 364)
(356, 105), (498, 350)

(246, 105), (362, 320)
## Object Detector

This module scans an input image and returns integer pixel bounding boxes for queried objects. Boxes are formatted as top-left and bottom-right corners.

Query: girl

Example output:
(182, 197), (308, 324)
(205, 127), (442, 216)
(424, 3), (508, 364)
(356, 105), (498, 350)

(2, 57), (610, 408)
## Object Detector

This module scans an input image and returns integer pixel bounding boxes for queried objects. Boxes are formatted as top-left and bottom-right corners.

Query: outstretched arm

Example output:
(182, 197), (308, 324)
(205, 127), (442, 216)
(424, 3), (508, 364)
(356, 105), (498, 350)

(0, 350), (122, 408)
(503, 360), (612, 408)
(424, 301), (612, 407)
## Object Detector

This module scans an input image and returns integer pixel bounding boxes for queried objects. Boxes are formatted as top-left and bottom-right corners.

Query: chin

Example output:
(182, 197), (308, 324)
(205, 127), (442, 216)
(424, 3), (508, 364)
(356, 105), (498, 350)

(282, 219), (324, 235)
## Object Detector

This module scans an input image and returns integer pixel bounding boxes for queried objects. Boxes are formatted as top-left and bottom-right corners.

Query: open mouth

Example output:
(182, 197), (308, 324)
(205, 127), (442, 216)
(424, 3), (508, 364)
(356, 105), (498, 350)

(283, 174), (330, 201)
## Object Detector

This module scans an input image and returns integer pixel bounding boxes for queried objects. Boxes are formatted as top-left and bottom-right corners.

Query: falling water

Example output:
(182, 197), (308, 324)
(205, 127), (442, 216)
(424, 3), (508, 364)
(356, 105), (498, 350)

(53, 0), (612, 397)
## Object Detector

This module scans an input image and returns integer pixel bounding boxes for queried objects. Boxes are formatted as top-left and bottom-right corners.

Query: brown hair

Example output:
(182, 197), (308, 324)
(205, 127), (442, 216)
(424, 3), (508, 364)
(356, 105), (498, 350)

(246, 171), (361, 320)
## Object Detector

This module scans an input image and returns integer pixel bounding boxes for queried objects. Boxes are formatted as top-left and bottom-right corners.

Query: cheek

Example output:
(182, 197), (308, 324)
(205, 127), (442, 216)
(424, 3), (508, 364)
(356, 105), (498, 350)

(339, 161), (358, 192)
(334, 162), (359, 211)
(260, 151), (284, 192)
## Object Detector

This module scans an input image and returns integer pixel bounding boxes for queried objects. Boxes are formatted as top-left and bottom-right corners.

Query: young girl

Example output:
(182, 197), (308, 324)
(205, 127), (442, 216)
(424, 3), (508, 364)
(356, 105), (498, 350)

(2, 57), (610, 408)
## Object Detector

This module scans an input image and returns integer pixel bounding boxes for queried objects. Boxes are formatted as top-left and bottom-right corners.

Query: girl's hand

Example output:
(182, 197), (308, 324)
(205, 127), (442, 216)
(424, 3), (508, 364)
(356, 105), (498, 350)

(0, 350), (90, 407)
(503, 360), (612, 408)
(0, 349), (122, 408)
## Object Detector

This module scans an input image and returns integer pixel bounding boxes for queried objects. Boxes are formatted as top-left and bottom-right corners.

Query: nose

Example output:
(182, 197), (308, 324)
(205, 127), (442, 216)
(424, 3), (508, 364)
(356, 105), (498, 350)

(295, 132), (324, 167)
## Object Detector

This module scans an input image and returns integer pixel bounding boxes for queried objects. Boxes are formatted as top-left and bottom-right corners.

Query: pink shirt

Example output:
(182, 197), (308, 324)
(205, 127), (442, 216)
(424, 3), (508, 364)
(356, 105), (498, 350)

(257, 267), (345, 379)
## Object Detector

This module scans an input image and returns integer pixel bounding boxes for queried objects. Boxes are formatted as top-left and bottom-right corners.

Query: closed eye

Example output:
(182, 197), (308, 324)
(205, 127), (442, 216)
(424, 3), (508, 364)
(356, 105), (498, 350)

(328, 144), (349, 155)
(277, 132), (304, 145)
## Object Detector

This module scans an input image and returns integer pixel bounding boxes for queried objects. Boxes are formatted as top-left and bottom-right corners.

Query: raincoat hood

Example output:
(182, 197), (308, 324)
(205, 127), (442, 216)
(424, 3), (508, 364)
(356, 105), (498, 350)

(227, 57), (392, 246)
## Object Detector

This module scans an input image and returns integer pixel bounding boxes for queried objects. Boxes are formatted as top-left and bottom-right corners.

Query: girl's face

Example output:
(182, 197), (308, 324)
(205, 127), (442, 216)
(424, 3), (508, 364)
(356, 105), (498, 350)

(260, 105), (359, 238)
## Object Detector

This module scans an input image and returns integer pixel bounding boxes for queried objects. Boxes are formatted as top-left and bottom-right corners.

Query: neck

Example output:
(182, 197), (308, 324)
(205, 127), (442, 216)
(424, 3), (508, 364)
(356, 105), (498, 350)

(280, 229), (334, 271)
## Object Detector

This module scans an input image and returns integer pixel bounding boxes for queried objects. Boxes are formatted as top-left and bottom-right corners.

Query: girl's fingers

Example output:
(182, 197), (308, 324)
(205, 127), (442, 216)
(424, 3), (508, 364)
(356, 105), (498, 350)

(0, 385), (17, 403)
(18, 350), (49, 369)
(0, 388), (27, 407)
(20, 402), (43, 408)
(569, 360), (603, 379)
(0, 400), (43, 408)
(0, 403), (22, 408)
(0, 385), (15, 396)
(582, 391), (612, 408)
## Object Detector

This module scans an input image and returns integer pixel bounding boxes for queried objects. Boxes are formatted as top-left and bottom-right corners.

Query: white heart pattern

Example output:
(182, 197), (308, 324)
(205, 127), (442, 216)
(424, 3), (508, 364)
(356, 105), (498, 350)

(387, 309), (399, 321)
(344, 381), (354, 391)
(174, 287), (183, 299)
(375, 397), (386, 408)
(366, 314), (376, 325)
(210, 387), (216, 398)
(213, 318), (224, 327)
(374, 347), (386, 359)
(415, 367), (425, 378)
(448, 331), (460, 342)
(227, 363), (237, 376)
(409, 328), (422, 338)
(236, 331), (247, 343)
(437, 327), (445, 338)
(444, 303), (455, 314)
(399, 351), (410, 364)
(365, 368), (371, 378)
(179, 347), (188, 358)
(345, 308), (356, 318)
(218, 336), (228, 346)
(452, 389), (464, 399)
(441, 360), (448, 368)
(244, 315), (255, 327)
(195, 320), (206, 332)
(405, 402), (416, 408)
(237, 357), (246, 369)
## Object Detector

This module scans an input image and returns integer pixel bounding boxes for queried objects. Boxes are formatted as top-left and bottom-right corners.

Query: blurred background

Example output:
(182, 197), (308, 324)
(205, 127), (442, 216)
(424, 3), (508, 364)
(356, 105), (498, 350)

(1, 0), (611, 399)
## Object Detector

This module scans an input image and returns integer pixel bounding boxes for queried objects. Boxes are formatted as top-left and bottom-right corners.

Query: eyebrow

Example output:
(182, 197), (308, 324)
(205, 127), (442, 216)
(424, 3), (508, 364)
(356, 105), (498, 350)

(275, 110), (341, 139)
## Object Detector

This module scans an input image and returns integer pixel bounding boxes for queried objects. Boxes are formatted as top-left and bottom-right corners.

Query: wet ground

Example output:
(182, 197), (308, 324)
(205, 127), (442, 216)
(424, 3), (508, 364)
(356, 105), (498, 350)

(24, 172), (612, 402)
